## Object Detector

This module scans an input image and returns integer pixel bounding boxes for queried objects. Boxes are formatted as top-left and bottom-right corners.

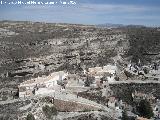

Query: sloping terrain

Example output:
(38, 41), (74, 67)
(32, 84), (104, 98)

(0, 21), (129, 100)
(125, 27), (160, 63)
(0, 21), (160, 101)
(0, 21), (160, 120)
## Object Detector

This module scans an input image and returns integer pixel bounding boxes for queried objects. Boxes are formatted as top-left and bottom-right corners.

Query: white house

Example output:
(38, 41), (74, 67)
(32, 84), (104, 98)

(88, 65), (117, 76)
(108, 96), (117, 108)
(18, 71), (68, 98)
(88, 67), (103, 76)
(88, 65), (117, 84)
(103, 65), (117, 74)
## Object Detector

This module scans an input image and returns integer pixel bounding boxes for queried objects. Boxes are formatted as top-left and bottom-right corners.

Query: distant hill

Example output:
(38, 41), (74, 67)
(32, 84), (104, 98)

(97, 23), (145, 28)
(96, 23), (124, 28)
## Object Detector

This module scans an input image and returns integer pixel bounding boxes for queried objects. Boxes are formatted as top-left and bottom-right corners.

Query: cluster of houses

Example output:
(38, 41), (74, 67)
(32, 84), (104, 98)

(18, 71), (68, 98)
(17, 63), (160, 119)
(86, 64), (117, 87)
(18, 64), (118, 98)
(125, 60), (160, 80)
(84, 65), (127, 110)
(106, 91), (160, 119)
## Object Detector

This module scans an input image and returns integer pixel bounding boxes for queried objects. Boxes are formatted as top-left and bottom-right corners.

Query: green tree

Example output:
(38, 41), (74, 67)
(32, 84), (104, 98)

(122, 109), (129, 120)
(137, 99), (154, 119)
(26, 113), (35, 120)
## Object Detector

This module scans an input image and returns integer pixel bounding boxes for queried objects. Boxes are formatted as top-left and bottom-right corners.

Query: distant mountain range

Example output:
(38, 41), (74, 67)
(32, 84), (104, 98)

(96, 23), (146, 28)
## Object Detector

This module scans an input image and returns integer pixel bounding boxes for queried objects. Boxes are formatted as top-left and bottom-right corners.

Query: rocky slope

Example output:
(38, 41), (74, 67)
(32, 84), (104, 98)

(0, 21), (160, 120)
(0, 21), (160, 100)
(0, 21), (129, 100)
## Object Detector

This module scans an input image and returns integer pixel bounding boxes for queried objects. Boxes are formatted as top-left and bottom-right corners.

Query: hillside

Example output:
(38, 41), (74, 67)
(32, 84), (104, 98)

(1, 20), (160, 120)
(125, 27), (160, 63)
(0, 21), (160, 100)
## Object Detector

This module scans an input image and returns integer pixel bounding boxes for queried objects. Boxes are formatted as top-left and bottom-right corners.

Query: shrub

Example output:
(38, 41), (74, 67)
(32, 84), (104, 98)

(124, 70), (133, 79)
(122, 109), (129, 120)
(26, 113), (35, 120)
(83, 108), (91, 112)
(137, 99), (154, 119)
(42, 105), (58, 119)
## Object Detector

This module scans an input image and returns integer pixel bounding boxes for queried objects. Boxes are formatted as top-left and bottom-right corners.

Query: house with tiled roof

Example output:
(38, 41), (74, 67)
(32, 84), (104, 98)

(88, 64), (117, 87)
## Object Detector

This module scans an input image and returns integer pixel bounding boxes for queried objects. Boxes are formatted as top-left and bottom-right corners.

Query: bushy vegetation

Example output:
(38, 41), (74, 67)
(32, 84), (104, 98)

(110, 84), (135, 105)
(136, 99), (154, 119)
(84, 76), (94, 87)
(26, 113), (35, 120)
(126, 27), (160, 63)
(42, 105), (58, 119)
(122, 109), (129, 120)
(124, 70), (134, 79)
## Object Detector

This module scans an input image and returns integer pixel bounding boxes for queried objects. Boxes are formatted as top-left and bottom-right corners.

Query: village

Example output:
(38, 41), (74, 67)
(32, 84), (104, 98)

(125, 60), (160, 81)
(17, 59), (160, 120)
(0, 21), (160, 120)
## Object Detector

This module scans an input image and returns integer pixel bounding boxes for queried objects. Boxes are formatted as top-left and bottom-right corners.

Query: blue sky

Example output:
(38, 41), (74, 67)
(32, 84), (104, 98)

(0, 0), (160, 26)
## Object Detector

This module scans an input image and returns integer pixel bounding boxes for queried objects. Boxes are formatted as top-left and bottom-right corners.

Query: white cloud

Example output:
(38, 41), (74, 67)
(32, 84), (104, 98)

(22, 3), (160, 15)
(79, 3), (160, 13)
(1, 2), (160, 26)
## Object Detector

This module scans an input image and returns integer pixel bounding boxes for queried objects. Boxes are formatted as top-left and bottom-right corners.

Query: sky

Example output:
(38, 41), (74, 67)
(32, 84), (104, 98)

(0, 0), (160, 26)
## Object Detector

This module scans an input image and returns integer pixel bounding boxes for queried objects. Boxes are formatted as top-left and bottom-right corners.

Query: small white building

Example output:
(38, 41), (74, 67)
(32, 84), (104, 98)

(35, 88), (56, 95)
(88, 67), (103, 76)
(108, 96), (117, 108)
(103, 65), (117, 74)
(18, 71), (68, 98)
(88, 65), (117, 76)
(88, 64), (117, 85)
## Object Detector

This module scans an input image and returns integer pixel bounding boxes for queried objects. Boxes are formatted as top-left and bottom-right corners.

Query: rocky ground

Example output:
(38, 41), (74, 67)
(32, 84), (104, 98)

(0, 21), (160, 120)
(0, 21), (129, 101)
(0, 91), (120, 120)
